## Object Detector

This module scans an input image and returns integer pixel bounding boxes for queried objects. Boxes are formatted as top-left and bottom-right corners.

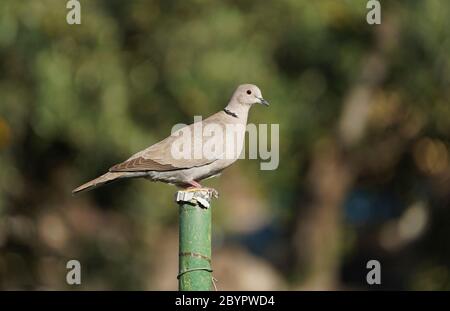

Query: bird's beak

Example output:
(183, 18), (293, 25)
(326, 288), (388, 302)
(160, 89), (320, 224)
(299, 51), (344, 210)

(257, 97), (269, 106)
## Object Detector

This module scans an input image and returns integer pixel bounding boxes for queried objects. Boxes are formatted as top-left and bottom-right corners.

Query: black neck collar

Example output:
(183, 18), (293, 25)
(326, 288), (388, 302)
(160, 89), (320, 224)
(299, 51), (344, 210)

(223, 108), (238, 118)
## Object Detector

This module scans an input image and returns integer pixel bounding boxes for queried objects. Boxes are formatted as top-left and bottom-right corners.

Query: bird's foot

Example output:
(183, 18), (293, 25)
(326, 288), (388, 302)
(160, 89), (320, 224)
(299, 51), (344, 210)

(184, 187), (219, 199)
(207, 188), (219, 199)
(182, 181), (219, 198)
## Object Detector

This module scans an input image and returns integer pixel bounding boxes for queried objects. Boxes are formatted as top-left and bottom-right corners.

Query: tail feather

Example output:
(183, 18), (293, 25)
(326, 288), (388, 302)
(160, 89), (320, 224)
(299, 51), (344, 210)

(72, 172), (126, 194)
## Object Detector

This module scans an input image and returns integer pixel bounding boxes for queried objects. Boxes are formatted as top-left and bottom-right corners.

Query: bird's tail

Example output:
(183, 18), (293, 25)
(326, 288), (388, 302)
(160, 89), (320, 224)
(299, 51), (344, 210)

(72, 172), (126, 194)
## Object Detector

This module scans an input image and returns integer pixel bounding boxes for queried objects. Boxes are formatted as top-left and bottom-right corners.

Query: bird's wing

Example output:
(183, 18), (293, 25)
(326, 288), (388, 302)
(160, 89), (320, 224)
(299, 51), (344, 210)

(109, 112), (226, 172)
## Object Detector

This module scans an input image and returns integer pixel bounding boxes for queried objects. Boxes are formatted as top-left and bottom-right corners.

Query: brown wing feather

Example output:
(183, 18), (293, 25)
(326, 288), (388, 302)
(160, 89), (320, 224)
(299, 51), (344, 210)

(109, 157), (177, 172)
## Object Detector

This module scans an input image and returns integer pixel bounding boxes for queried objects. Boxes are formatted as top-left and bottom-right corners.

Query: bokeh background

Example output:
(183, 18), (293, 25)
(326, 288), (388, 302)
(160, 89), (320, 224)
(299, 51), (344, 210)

(1, 0), (449, 290)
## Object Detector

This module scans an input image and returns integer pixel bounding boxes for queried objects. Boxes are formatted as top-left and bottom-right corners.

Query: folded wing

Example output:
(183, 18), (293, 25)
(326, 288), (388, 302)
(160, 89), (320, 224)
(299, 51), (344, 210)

(109, 115), (225, 172)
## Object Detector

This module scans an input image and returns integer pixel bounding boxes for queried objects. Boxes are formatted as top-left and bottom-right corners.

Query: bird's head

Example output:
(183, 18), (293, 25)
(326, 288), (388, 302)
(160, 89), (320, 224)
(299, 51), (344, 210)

(233, 84), (269, 107)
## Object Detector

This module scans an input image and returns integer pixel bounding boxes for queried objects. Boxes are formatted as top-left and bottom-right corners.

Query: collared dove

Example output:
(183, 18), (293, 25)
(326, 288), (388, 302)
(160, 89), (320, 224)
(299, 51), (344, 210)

(72, 84), (268, 194)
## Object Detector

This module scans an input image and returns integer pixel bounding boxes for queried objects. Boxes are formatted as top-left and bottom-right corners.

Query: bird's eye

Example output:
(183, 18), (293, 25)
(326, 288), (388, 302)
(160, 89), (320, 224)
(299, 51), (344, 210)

(246, 90), (252, 95)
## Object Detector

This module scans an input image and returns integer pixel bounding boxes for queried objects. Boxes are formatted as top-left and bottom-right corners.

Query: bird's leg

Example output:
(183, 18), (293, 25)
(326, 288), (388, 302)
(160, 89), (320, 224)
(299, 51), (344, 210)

(187, 180), (203, 188)
(183, 181), (219, 198)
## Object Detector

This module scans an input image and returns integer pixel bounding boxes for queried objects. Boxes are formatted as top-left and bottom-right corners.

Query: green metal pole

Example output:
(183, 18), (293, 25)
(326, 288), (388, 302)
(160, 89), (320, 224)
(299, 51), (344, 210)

(176, 190), (213, 291)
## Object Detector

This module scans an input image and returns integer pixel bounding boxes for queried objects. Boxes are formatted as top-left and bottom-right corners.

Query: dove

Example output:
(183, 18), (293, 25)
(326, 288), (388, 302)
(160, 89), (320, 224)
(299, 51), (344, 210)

(72, 84), (269, 194)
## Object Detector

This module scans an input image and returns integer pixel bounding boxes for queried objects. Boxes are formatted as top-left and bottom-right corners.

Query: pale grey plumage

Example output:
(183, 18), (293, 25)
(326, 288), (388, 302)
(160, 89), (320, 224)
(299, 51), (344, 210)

(73, 84), (268, 194)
